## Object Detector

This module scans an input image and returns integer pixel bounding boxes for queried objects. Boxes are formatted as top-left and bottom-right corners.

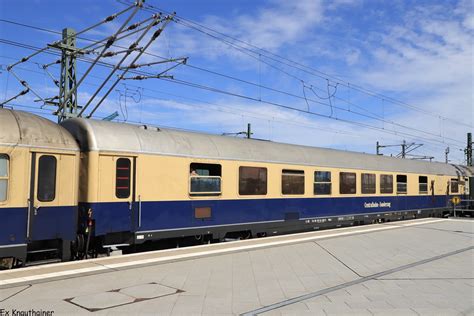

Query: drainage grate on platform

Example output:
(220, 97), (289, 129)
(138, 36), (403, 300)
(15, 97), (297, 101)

(65, 282), (183, 312)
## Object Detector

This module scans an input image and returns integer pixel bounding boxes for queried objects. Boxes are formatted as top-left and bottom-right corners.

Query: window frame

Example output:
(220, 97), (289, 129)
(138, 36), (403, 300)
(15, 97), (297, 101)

(314, 171), (332, 195)
(419, 176), (428, 194)
(281, 169), (305, 195)
(450, 179), (459, 194)
(189, 163), (222, 197)
(361, 173), (376, 194)
(37, 155), (57, 202)
(340, 172), (357, 195)
(396, 174), (408, 194)
(0, 154), (9, 202)
(380, 174), (394, 194)
(239, 166), (268, 196)
(115, 158), (131, 199)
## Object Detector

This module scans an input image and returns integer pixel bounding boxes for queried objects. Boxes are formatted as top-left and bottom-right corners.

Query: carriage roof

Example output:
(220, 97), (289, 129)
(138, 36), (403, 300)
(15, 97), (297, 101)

(0, 109), (78, 150)
(61, 117), (473, 177)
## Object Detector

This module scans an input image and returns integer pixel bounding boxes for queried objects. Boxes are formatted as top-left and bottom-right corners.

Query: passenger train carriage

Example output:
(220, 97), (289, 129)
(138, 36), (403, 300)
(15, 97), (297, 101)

(0, 108), (473, 266)
(0, 109), (79, 264)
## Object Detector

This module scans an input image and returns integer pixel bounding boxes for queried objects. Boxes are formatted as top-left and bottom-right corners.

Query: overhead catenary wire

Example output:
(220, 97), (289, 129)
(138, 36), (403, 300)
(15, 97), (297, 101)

(0, 22), (383, 125)
(1, 6), (185, 118)
(0, 87), (29, 106)
(0, 17), (469, 130)
(57, 1), (144, 115)
(3, 63), (452, 160)
(129, 0), (472, 129)
(0, 57), (466, 160)
(0, 18), (468, 140)
(160, 77), (466, 148)
(0, 38), (467, 149)
(0, 15), (467, 162)
(48, 8), (466, 146)
(2, 4), (136, 71)
(76, 13), (165, 117)
(0, 8), (470, 154)
(2, 66), (361, 139)
(84, 13), (177, 118)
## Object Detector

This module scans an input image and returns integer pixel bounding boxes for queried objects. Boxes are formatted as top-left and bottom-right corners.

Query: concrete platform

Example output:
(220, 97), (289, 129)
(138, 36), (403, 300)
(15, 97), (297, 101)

(0, 218), (472, 315)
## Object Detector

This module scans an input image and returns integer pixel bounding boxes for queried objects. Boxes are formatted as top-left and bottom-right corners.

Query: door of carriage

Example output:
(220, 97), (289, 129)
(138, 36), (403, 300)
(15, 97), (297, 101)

(27, 152), (76, 242)
(97, 154), (138, 236)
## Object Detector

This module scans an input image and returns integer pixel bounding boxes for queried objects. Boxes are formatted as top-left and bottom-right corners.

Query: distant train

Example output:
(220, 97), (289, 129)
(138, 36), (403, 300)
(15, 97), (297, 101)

(0, 108), (473, 267)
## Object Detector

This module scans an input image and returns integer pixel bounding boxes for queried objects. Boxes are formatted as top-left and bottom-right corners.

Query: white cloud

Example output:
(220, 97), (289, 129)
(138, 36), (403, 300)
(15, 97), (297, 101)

(349, 1), (473, 163)
(89, 0), (472, 163)
(164, 0), (327, 61)
(232, 0), (324, 50)
(2, 0), (471, 164)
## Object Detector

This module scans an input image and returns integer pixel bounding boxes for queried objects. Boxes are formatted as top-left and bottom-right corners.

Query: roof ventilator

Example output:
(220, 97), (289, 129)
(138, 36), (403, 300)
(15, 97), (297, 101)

(139, 125), (160, 132)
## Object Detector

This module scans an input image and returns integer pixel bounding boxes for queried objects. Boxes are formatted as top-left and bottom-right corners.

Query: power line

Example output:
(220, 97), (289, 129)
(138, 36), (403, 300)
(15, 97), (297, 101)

(0, 66), (466, 163)
(0, 17), (470, 131)
(1, 2), (185, 120)
(0, 58), (361, 139)
(0, 38), (467, 150)
(159, 77), (465, 149)
(128, 1), (472, 129)
(1, 37), (465, 148)
(0, 19), (468, 145)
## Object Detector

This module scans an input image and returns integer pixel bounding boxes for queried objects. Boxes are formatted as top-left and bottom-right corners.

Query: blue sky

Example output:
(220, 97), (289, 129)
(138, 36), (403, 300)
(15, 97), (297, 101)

(0, 0), (472, 163)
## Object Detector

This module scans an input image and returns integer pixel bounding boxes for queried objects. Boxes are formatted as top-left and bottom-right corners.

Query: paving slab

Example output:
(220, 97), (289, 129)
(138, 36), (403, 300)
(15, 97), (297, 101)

(69, 292), (135, 311)
(119, 282), (179, 299)
(0, 285), (30, 302)
(0, 218), (471, 315)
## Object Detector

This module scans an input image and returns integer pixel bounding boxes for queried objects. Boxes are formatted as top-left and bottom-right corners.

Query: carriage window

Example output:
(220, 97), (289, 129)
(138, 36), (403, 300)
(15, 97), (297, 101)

(0, 154), (9, 202)
(450, 179), (459, 193)
(361, 173), (376, 194)
(314, 171), (331, 195)
(380, 175), (393, 194)
(340, 172), (356, 194)
(397, 175), (407, 194)
(37, 155), (57, 202)
(282, 169), (304, 195)
(419, 176), (428, 194)
(190, 163), (222, 196)
(116, 158), (131, 199)
(239, 167), (267, 195)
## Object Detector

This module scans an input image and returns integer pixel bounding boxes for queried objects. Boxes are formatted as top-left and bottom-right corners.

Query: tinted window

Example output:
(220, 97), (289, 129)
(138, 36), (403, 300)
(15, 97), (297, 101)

(314, 171), (331, 195)
(0, 154), (8, 201)
(450, 179), (459, 193)
(380, 175), (393, 194)
(397, 175), (407, 194)
(340, 172), (356, 194)
(190, 163), (222, 196)
(419, 176), (428, 194)
(282, 170), (304, 195)
(116, 158), (131, 199)
(239, 167), (267, 195)
(37, 155), (57, 202)
(361, 173), (376, 194)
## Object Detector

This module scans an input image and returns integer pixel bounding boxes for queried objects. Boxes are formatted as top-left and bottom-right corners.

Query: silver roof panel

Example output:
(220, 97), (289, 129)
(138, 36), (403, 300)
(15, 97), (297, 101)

(61, 117), (473, 177)
(0, 109), (79, 150)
